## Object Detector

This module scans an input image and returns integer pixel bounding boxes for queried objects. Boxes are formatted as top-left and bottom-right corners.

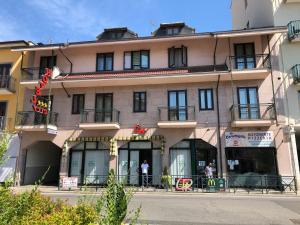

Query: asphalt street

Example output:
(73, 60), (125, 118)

(44, 192), (300, 225)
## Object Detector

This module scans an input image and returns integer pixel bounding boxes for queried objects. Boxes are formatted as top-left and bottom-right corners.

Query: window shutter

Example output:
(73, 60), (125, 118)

(182, 45), (187, 67)
(168, 47), (175, 68)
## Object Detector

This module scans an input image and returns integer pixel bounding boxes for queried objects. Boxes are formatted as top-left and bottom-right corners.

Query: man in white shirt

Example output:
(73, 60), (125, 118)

(141, 160), (149, 187)
(205, 163), (213, 178)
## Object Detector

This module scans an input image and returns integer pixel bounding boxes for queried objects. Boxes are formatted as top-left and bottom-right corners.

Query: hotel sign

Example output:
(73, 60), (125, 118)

(225, 131), (274, 147)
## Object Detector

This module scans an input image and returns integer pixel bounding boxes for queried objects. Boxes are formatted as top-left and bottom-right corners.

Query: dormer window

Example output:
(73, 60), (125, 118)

(167, 27), (180, 35)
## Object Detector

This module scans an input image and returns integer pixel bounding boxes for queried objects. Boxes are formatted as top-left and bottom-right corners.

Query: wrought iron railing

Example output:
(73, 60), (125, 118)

(230, 103), (275, 121)
(72, 174), (297, 194)
(288, 20), (300, 40)
(226, 54), (271, 71)
(80, 109), (120, 123)
(16, 111), (58, 126)
(292, 64), (300, 84)
(158, 106), (196, 121)
(0, 76), (16, 92)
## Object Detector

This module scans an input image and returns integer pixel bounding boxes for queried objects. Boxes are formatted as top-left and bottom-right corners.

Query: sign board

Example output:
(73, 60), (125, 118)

(60, 177), (78, 190)
(47, 128), (57, 135)
(225, 131), (274, 148)
(206, 178), (226, 192)
(175, 178), (193, 191)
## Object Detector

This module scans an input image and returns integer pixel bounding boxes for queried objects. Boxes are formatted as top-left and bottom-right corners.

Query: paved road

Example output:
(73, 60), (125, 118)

(44, 192), (300, 225)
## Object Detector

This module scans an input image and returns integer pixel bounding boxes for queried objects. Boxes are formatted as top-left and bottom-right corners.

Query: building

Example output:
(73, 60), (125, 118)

(232, 0), (300, 188)
(11, 23), (290, 188)
(0, 40), (31, 183)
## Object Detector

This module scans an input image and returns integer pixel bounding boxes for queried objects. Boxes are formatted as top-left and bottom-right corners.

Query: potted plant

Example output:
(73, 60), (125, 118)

(161, 167), (172, 190)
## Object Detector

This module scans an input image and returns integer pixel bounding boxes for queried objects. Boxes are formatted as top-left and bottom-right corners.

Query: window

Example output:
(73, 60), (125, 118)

(124, 50), (149, 70)
(96, 53), (113, 71)
(238, 87), (259, 119)
(234, 43), (255, 69)
(166, 27), (180, 35)
(168, 90), (187, 121)
(72, 94), (85, 114)
(168, 46), (187, 68)
(199, 89), (214, 110)
(133, 92), (146, 112)
(0, 64), (11, 88)
(39, 56), (56, 76)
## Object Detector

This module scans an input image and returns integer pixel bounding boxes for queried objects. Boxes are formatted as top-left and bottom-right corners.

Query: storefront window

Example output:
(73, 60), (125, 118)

(226, 147), (277, 175)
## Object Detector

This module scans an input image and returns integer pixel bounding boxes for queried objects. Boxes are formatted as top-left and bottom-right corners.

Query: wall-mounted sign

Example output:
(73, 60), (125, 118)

(206, 178), (226, 192)
(31, 68), (52, 115)
(133, 124), (148, 136)
(225, 131), (274, 148)
(175, 178), (193, 191)
(60, 176), (78, 190)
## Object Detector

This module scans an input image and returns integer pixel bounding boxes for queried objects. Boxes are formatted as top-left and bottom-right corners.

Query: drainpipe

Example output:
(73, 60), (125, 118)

(267, 35), (278, 126)
(216, 74), (223, 178)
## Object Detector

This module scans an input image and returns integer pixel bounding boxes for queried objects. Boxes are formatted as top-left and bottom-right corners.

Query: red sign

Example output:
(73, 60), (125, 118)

(133, 124), (147, 135)
(31, 68), (52, 115)
(175, 178), (193, 191)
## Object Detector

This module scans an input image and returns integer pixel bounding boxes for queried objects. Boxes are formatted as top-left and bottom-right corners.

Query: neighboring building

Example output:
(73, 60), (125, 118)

(11, 23), (289, 188)
(0, 40), (31, 183)
(232, 0), (300, 188)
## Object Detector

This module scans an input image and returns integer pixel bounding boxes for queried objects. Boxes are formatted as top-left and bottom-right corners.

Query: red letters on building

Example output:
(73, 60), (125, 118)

(31, 68), (52, 115)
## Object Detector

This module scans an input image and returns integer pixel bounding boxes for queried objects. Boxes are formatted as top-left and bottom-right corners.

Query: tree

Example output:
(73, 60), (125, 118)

(0, 132), (10, 166)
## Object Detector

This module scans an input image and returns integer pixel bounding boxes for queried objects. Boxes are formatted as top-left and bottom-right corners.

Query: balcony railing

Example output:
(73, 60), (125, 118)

(292, 64), (300, 84)
(0, 76), (16, 92)
(80, 109), (120, 123)
(21, 67), (54, 81)
(230, 104), (275, 121)
(158, 106), (196, 122)
(16, 111), (58, 126)
(288, 20), (300, 41)
(226, 54), (271, 71)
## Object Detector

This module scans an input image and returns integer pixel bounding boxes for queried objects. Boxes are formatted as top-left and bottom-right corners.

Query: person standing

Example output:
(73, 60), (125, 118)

(141, 160), (149, 187)
(205, 163), (213, 178)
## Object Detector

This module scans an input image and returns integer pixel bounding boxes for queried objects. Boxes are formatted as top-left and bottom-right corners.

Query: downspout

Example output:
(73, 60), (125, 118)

(216, 75), (223, 177)
(59, 47), (73, 73)
(213, 35), (223, 177)
(267, 35), (278, 126)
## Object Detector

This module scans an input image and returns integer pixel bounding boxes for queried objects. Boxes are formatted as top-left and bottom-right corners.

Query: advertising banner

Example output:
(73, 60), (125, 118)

(225, 131), (274, 148)
(60, 177), (78, 190)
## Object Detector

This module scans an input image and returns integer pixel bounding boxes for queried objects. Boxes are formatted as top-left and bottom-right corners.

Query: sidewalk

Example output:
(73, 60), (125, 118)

(10, 185), (299, 198)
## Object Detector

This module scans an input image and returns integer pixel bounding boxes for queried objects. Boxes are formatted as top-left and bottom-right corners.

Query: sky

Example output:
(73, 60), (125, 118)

(0, 0), (232, 44)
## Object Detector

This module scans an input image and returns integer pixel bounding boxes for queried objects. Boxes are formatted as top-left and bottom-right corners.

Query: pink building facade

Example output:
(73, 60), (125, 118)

(12, 24), (294, 188)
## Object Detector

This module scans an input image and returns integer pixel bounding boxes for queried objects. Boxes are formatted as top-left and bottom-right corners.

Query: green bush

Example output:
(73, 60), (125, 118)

(0, 170), (140, 225)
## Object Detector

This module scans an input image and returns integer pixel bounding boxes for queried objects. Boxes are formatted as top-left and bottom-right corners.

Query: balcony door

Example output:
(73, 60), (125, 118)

(238, 87), (259, 120)
(0, 64), (11, 89)
(0, 102), (7, 130)
(95, 93), (113, 122)
(168, 90), (187, 121)
(234, 43), (256, 69)
(34, 95), (53, 125)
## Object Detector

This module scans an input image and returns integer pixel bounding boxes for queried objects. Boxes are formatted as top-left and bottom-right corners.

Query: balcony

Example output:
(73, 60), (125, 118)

(230, 104), (275, 128)
(157, 106), (197, 128)
(225, 54), (270, 81)
(0, 76), (16, 94)
(79, 109), (120, 130)
(15, 111), (58, 131)
(292, 64), (300, 84)
(288, 20), (300, 41)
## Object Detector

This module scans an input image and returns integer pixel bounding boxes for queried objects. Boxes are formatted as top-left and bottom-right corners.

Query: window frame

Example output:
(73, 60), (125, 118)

(168, 45), (188, 68)
(133, 91), (147, 113)
(96, 53), (114, 71)
(72, 94), (85, 115)
(123, 50), (150, 70)
(198, 89), (214, 111)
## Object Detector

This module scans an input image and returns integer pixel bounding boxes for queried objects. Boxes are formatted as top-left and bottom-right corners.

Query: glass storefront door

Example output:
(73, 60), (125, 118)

(170, 149), (191, 178)
(70, 151), (82, 181)
(129, 151), (139, 185)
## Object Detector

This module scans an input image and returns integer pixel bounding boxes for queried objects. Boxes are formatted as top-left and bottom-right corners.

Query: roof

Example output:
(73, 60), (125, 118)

(0, 40), (31, 48)
(11, 26), (288, 52)
(96, 27), (138, 40)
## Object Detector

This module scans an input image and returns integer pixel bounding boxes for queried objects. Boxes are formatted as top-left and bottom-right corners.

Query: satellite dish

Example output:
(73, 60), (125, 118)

(52, 66), (61, 79)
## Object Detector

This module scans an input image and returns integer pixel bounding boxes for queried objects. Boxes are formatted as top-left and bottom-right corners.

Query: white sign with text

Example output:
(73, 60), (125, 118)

(225, 131), (274, 147)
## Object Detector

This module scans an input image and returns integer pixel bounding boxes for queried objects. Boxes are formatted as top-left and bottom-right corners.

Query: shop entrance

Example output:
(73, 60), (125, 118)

(118, 141), (161, 186)
(23, 141), (61, 185)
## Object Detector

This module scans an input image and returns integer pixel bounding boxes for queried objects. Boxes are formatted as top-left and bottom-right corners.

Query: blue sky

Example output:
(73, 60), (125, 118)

(0, 0), (232, 43)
